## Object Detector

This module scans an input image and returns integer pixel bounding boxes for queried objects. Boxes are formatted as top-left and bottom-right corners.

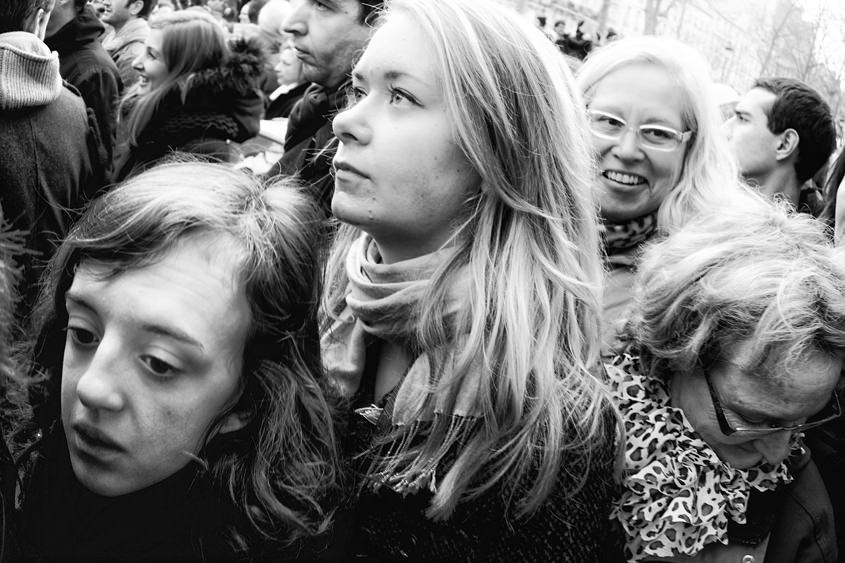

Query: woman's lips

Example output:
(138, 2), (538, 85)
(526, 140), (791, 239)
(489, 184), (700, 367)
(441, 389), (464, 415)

(72, 422), (125, 460)
(602, 169), (647, 186)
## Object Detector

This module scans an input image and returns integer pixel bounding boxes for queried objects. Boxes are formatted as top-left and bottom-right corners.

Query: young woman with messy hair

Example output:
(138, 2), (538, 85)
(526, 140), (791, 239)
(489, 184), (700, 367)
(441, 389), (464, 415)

(18, 162), (340, 562)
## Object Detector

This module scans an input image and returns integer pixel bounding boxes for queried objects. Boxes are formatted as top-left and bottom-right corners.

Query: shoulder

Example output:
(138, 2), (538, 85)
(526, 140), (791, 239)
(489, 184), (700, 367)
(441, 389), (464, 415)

(765, 452), (838, 562)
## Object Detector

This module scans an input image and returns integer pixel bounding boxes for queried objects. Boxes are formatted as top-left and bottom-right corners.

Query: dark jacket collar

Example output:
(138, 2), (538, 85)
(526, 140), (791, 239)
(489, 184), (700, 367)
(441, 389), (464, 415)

(19, 427), (240, 562)
(44, 6), (105, 54)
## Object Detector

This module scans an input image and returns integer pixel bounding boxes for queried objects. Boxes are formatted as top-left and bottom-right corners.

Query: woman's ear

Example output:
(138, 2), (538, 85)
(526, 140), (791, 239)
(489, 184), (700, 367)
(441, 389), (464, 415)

(214, 409), (252, 435)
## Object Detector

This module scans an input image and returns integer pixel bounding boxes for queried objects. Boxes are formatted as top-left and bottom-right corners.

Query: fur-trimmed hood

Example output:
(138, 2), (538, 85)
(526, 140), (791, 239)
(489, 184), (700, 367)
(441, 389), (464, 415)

(177, 36), (266, 139)
(114, 36), (267, 181)
(133, 35), (267, 145)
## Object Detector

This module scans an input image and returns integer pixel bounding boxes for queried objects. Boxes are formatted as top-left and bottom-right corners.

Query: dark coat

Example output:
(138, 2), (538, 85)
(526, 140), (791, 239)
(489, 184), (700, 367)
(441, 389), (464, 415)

(805, 418), (845, 560)
(113, 38), (265, 182)
(265, 81), (309, 121)
(761, 446), (840, 562)
(0, 83), (97, 314)
(264, 82), (347, 217)
(18, 428), (247, 563)
(45, 6), (121, 184)
(331, 348), (619, 562)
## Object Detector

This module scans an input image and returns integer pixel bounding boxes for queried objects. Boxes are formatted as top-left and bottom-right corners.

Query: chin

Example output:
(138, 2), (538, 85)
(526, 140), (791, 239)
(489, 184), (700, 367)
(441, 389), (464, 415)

(719, 450), (763, 470)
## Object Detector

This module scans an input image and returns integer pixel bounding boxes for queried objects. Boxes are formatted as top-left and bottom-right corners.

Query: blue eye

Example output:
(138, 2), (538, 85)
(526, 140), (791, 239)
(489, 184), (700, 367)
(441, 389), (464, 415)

(388, 88), (416, 105)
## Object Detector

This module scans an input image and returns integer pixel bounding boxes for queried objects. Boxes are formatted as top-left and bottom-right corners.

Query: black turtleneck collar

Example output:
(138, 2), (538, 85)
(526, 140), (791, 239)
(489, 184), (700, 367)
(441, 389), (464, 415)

(18, 427), (242, 563)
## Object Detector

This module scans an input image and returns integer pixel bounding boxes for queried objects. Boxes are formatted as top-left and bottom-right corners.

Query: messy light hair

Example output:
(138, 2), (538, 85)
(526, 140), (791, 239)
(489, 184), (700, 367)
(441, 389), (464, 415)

(576, 36), (741, 234)
(629, 192), (845, 380)
(324, 0), (612, 520)
(28, 161), (339, 552)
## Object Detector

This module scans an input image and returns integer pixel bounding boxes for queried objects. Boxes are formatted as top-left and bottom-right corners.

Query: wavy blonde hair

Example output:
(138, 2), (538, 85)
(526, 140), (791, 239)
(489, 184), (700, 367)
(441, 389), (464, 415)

(576, 36), (742, 234)
(324, 0), (613, 520)
(629, 193), (845, 380)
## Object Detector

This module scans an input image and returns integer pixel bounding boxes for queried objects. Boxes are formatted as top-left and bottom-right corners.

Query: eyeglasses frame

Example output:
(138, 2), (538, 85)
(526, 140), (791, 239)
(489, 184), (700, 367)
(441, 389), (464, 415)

(701, 366), (842, 437)
(586, 108), (693, 152)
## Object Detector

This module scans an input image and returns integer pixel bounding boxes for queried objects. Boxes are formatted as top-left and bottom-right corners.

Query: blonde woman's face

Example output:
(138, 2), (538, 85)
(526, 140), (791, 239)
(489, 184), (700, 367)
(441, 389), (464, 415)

(132, 29), (168, 94)
(587, 64), (687, 222)
(331, 12), (480, 264)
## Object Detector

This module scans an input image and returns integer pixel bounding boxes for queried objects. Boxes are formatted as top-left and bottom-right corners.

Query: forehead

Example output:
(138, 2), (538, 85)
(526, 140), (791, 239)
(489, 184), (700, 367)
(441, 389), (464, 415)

(332, 0), (364, 19)
(589, 63), (686, 124)
(73, 232), (246, 298)
(736, 87), (776, 118)
(147, 27), (164, 47)
(69, 233), (251, 344)
(719, 340), (841, 418)
(355, 13), (438, 79)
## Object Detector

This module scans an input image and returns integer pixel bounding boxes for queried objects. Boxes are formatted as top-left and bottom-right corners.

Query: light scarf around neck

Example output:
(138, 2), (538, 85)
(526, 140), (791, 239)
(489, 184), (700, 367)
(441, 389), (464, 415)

(605, 352), (794, 562)
(322, 234), (482, 493)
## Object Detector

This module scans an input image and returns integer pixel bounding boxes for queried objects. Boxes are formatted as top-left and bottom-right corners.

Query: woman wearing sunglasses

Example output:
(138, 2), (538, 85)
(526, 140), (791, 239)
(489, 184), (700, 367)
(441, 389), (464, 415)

(606, 198), (843, 562)
(576, 36), (748, 351)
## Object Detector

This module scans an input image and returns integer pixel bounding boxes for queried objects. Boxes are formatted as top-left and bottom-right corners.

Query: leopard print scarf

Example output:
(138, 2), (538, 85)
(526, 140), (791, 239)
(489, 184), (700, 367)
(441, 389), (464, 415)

(601, 211), (659, 256)
(605, 352), (795, 562)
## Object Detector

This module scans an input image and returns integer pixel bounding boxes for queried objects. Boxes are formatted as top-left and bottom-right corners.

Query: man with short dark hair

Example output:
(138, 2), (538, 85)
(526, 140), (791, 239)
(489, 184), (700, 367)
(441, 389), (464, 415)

(101, 0), (158, 89)
(45, 0), (122, 182)
(0, 0), (99, 315)
(265, 0), (382, 216)
(724, 77), (836, 215)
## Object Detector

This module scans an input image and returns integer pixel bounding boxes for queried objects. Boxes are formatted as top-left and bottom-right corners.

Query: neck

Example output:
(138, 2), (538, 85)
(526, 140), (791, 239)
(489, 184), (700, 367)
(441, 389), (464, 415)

(111, 18), (131, 34)
(46, 10), (75, 37)
(747, 166), (802, 207)
(374, 237), (447, 265)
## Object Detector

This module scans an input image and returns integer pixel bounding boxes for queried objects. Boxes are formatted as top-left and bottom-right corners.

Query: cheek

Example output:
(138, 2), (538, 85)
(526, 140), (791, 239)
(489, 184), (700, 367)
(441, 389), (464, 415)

(653, 152), (685, 187)
(594, 139), (614, 161)
(60, 352), (83, 405)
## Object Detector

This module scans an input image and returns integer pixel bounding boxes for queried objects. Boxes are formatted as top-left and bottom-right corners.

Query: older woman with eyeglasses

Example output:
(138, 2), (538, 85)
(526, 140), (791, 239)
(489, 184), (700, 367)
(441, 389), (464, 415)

(576, 36), (747, 351)
(606, 196), (843, 563)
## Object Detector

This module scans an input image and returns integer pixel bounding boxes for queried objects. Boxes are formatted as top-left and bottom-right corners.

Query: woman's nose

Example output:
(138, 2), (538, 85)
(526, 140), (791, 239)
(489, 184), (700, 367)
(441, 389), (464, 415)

(75, 341), (125, 413)
(753, 431), (792, 465)
(333, 100), (372, 146)
(611, 129), (644, 161)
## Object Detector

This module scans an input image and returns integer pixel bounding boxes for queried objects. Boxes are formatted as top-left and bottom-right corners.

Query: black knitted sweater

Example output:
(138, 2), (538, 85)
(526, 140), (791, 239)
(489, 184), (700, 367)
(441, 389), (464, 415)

(330, 348), (621, 562)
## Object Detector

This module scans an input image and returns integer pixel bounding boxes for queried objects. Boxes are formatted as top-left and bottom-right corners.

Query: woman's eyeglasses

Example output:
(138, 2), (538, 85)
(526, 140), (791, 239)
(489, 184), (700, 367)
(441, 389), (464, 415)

(586, 109), (692, 152)
(702, 368), (842, 438)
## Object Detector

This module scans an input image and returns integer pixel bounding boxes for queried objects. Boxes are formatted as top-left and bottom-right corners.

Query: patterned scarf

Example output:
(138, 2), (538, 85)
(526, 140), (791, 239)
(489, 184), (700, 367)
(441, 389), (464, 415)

(322, 234), (481, 493)
(605, 352), (794, 562)
(601, 212), (659, 256)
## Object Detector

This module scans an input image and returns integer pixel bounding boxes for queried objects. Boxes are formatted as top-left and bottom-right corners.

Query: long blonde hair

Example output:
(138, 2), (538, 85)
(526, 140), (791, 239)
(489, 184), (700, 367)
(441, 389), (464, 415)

(324, 0), (612, 520)
(576, 36), (741, 234)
